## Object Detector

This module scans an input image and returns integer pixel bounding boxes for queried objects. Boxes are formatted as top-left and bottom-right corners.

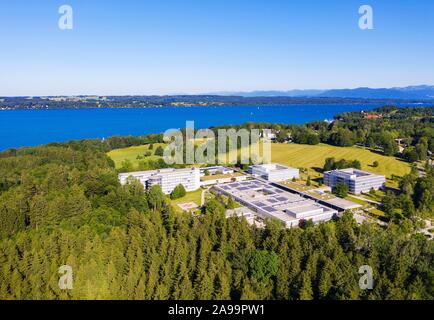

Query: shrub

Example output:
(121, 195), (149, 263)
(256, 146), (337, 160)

(170, 184), (186, 200)
(154, 146), (164, 156)
(333, 182), (349, 198)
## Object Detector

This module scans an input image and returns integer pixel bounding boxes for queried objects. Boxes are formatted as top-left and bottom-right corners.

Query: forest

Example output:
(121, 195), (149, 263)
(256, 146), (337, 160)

(0, 131), (432, 300)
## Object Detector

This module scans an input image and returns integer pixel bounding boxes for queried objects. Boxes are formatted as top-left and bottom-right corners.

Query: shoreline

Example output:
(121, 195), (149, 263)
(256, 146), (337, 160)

(1, 102), (433, 111)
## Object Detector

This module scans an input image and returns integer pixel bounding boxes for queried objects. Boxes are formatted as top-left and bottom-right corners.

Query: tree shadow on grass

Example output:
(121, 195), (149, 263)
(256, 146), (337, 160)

(312, 167), (323, 173)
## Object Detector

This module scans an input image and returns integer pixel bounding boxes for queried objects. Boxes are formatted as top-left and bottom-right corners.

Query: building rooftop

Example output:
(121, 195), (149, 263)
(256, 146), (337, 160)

(325, 168), (383, 178)
(275, 182), (362, 211)
(119, 167), (199, 178)
(214, 180), (336, 224)
(250, 163), (294, 172)
(323, 197), (363, 210)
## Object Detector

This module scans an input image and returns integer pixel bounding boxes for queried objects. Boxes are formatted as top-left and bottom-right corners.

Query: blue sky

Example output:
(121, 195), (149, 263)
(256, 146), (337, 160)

(0, 0), (433, 96)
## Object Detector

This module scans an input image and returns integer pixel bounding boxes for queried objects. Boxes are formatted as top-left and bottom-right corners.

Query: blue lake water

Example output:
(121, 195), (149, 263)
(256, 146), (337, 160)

(0, 104), (385, 151)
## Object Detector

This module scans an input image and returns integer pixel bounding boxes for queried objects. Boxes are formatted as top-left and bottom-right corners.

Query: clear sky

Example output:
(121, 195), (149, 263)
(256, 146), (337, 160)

(0, 0), (433, 96)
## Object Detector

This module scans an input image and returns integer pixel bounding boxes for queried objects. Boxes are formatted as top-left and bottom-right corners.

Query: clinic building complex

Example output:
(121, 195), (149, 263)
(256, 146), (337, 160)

(118, 163), (375, 228)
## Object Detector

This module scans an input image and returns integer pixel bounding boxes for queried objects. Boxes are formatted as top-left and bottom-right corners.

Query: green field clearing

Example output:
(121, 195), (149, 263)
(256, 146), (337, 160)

(270, 143), (411, 179)
(367, 207), (386, 218)
(169, 189), (204, 211)
(346, 196), (386, 218)
(358, 190), (386, 202)
(107, 143), (166, 168)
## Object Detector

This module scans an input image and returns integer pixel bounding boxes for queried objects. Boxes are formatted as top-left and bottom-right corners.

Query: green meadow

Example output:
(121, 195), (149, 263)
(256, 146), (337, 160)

(107, 143), (166, 169)
(270, 143), (411, 179)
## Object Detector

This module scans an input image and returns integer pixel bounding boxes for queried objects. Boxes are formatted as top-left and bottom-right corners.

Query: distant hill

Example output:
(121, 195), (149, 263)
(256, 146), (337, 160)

(210, 89), (325, 97)
(213, 85), (434, 100)
(320, 85), (434, 100)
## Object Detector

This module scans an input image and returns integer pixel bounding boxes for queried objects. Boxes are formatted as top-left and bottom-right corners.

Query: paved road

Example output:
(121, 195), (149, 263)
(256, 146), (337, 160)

(201, 189), (209, 207)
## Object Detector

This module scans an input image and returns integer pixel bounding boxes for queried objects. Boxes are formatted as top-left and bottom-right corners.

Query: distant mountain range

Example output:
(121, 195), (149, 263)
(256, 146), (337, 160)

(211, 85), (434, 100)
(210, 89), (325, 97)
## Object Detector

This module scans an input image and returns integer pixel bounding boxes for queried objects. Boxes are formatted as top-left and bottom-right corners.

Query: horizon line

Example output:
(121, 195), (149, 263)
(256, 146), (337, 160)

(1, 84), (434, 98)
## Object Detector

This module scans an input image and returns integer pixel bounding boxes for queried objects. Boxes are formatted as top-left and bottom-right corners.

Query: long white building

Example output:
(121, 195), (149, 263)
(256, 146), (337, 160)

(248, 163), (299, 182)
(323, 168), (386, 194)
(118, 168), (201, 194)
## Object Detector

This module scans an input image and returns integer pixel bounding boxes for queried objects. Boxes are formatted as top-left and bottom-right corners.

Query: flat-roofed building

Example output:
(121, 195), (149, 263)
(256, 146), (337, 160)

(248, 163), (299, 182)
(118, 168), (200, 194)
(213, 180), (337, 228)
(273, 182), (362, 212)
(323, 168), (385, 195)
(200, 166), (234, 176)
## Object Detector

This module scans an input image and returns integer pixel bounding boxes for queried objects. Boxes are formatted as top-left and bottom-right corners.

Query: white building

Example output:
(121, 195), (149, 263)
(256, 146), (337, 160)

(248, 163), (299, 182)
(323, 168), (386, 195)
(118, 168), (201, 194)
(200, 166), (234, 176)
(261, 129), (280, 140)
(214, 180), (337, 229)
(200, 174), (247, 187)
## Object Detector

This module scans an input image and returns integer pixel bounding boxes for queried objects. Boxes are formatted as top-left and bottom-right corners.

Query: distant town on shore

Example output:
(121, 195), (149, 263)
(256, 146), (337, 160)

(2, 85), (434, 110)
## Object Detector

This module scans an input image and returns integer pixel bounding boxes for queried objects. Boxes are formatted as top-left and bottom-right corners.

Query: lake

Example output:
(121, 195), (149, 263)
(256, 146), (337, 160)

(0, 104), (385, 151)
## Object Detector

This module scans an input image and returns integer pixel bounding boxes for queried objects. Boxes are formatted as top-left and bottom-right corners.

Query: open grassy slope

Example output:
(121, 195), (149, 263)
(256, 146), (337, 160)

(169, 189), (203, 207)
(270, 143), (411, 179)
(107, 143), (165, 169)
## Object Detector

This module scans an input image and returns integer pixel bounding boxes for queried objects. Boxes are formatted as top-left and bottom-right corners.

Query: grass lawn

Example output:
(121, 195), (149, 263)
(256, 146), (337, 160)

(271, 143), (411, 179)
(346, 196), (368, 206)
(359, 190), (386, 202)
(201, 172), (245, 181)
(305, 191), (336, 201)
(346, 196), (386, 218)
(169, 189), (204, 211)
(107, 143), (166, 169)
(367, 207), (386, 218)
(281, 181), (314, 192)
